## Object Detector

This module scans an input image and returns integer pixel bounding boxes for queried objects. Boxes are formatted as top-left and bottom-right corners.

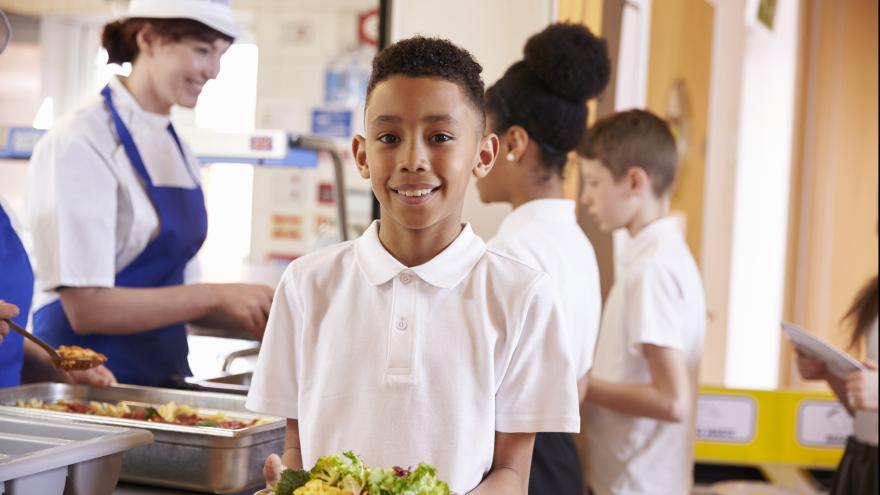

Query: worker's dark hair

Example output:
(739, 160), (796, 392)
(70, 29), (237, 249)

(101, 17), (233, 64)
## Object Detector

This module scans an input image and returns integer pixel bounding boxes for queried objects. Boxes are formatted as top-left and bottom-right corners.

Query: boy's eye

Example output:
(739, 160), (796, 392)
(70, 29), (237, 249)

(378, 134), (399, 144)
(430, 133), (453, 143)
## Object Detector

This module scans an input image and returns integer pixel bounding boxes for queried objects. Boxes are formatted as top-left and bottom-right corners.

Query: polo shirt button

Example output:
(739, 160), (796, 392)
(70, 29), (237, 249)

(395, 318), (407, 331)
(401, 272), (412, 284)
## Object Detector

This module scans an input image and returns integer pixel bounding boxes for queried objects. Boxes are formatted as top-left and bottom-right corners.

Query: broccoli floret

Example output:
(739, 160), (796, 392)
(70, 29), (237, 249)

(274, 468), (311, 495)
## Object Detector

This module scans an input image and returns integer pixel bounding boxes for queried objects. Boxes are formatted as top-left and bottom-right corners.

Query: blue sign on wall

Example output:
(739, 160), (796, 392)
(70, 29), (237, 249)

(311, 109), (352, 139)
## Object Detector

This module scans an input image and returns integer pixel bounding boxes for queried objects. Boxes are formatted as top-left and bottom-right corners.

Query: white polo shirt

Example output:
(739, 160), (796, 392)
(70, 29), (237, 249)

(246, 220), (580, 494)
(488, 199), (601, 379)
(27, 76), (202, 312)
(585, 216), (706, 495)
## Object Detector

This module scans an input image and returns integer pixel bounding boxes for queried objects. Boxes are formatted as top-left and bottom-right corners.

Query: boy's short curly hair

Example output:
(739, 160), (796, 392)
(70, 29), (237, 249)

(366, 36), (486, 129)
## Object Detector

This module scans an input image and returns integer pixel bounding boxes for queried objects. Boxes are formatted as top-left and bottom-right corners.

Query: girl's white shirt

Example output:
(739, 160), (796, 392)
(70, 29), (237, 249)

(488, 198), (602, 379)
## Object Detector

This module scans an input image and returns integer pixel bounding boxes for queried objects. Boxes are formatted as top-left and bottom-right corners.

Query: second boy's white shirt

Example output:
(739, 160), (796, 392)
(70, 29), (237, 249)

(488, 199), (602, 378)
(246, 221), (580, 494)
(585, 216), (706, 495)
(26, 76), (202, 312)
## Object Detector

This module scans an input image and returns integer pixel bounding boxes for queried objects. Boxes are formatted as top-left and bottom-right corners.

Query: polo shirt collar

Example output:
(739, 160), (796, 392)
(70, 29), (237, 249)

(618, 216), (681, 267)
(355, 220), (486, 289)
(497, 199), (577, 237)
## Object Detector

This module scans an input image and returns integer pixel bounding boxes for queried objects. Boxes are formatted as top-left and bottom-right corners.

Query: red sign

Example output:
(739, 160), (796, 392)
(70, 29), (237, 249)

(250, 136), (273, 151)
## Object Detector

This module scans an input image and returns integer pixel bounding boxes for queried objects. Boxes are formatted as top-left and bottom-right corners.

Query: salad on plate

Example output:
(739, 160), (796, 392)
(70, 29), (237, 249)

(255, 451), (452, 495)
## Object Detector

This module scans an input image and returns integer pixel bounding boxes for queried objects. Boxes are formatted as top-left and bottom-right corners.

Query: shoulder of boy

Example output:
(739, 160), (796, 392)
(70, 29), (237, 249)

(626, 258), (685, 300)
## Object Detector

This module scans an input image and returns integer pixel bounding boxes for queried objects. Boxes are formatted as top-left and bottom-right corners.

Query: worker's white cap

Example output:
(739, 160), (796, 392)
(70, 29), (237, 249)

(122, 0), (239, 39)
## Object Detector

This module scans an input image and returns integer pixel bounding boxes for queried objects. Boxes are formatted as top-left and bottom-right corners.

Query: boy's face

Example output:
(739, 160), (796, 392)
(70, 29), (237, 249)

(579, 158), (638, 231)
(353, 76), (497, 235)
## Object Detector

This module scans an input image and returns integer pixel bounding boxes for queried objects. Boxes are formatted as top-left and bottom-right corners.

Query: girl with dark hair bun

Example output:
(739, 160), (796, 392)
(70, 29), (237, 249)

(26, 0), (275, 388)
(798, 274), (878, 494)
(476, 22), (611, 495)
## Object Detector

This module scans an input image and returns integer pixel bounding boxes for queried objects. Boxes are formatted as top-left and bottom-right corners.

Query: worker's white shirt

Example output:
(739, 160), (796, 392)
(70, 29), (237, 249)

(246, 220), (580, 494)
(488, 199), (601, 378)
(854, 317), (878, 446)
(585, 217), (706, 495)
(27, 76), (202, 311)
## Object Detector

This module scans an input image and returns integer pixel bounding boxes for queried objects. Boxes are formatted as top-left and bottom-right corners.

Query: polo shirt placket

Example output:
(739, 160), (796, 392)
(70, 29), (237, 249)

(387, 269), (417, 377)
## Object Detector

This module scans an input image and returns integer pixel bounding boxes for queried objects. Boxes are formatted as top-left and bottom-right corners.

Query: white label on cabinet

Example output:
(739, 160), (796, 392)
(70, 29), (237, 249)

(696, 394), (757, 443)
(797, 400), (852, 447)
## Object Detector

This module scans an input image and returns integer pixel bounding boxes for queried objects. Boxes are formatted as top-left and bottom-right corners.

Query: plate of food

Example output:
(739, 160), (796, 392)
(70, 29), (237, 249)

(256, 451), (453, 495)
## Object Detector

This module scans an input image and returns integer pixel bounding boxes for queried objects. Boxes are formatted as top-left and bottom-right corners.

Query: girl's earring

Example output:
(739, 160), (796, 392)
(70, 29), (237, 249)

(506, 152), (516, 161)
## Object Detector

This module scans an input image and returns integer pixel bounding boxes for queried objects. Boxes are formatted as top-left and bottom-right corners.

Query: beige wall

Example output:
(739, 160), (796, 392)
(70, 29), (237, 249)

(783, 0), (879, 386)
(644, 0), (713, 265)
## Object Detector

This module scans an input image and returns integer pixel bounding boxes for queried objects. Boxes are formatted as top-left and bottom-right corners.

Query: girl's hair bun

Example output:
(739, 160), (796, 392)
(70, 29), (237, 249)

(523, 23), (611, 103)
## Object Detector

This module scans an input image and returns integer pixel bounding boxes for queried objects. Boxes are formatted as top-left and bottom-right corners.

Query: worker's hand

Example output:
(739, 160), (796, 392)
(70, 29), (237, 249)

(795, 349), (829, 381)
(846, 361), (878, 412)
(63, 365), (117, 388)
(0, 300), (21, 344)
(263, 453), (284, 489)
(212, 284), (275, 339)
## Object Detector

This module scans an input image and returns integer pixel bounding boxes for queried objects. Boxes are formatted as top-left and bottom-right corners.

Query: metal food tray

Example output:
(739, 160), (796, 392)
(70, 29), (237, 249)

(185, 372), (252, 395)
(0, 383), (285, 494)
(0, 412), (153, 495)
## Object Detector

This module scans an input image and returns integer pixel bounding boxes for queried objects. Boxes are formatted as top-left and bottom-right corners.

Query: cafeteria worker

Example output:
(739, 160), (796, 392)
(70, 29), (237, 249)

(2, 200), (114, 387)
(26, 0), (273, 387)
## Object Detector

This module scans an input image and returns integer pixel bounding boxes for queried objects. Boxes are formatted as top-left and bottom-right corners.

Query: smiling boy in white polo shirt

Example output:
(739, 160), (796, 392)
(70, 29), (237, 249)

(246, 37), (581, 495)
(577, 109), (706, 495)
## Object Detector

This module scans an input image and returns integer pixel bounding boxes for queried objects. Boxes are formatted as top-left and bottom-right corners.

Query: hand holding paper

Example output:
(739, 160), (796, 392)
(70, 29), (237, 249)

(782, 322), (866, 380)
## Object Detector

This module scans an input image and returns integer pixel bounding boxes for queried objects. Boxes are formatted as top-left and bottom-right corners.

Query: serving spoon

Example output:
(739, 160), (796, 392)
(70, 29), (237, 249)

(2, 318), (106, 370)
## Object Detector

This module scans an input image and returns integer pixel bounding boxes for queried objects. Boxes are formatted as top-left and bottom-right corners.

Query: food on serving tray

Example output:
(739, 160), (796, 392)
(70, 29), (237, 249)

(274, 451), (450, 495)
(56, 345), (108, 369)
(16, 399), (269, 430)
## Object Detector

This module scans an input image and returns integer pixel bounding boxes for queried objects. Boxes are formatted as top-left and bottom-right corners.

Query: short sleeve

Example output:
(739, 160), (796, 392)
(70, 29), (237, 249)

(495, 275), (581, 433)
(624, 262), (686, 353)
(246, 267), (303, 419)
(28, 133), (117, 290)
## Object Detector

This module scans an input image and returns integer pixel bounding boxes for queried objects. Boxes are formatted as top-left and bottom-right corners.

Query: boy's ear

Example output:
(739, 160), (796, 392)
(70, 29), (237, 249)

(473, 133), (499, 179)
(352, 135), (370, 179)
(626, 166), (651, 196)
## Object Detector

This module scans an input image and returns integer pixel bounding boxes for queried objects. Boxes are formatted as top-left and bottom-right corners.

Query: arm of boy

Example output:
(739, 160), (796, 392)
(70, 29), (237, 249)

(585, 344), (690, 422)
(262, 419), (304, 489)
(468, 432), (535, 495)
(280, 419), (304, 470)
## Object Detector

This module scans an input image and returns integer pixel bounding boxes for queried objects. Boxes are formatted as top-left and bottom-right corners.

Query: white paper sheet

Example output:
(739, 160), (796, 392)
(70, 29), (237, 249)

(782, 322), (866, 379)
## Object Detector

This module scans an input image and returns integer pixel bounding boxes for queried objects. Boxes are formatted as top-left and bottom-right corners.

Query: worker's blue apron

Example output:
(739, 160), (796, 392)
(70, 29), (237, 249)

(34, 84), (207, 387)
(0, 204), (34, 387)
